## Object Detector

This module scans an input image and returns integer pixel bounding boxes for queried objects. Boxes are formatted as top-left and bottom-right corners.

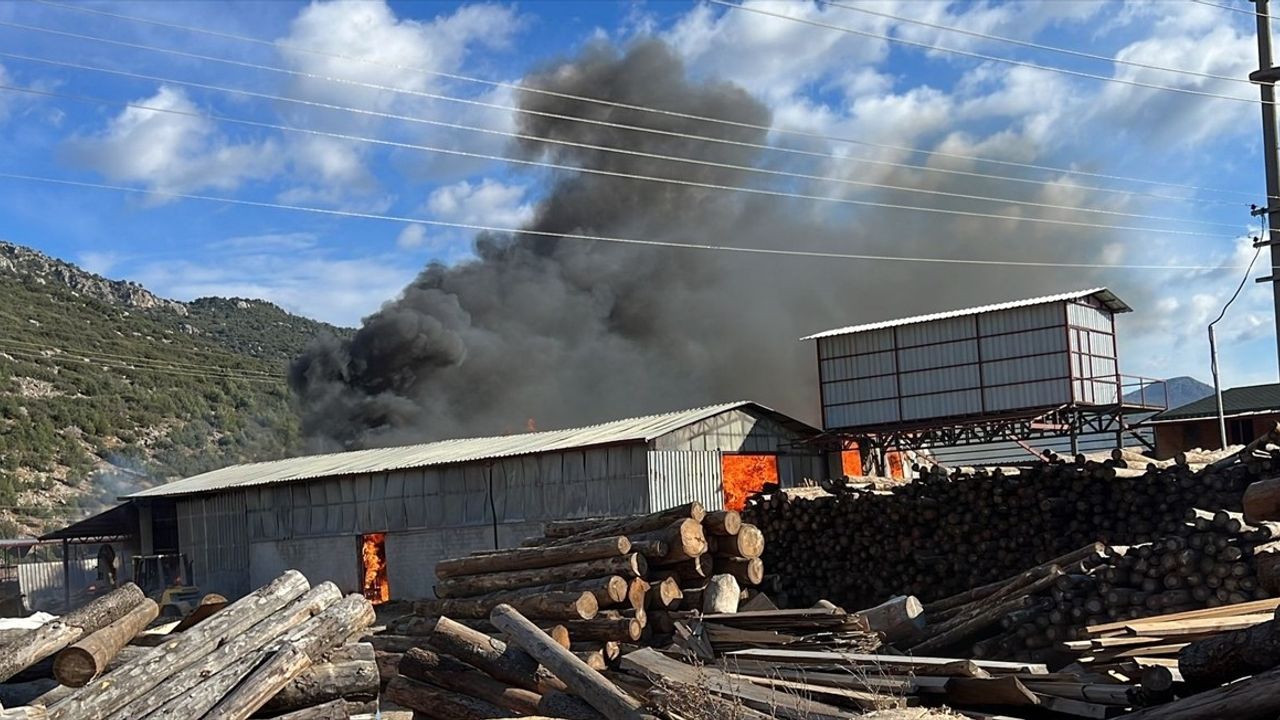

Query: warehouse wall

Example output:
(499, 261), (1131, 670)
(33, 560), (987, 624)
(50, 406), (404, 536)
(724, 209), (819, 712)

(177, 491), (250, 598)
(249, 536), (359, 594)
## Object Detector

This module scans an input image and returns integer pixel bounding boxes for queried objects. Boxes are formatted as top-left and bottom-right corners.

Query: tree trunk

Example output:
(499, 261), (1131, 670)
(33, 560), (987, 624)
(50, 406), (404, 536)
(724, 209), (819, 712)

(540, 503), (706, 542)
(416, 591), (598, 620)
(157, 593), (374, 720)
(1245, 477), (1280, 524)
(648, 555), (711, 584)
(267, 698), (349, 720)
(53, 598), (159, 687)
(538, 690), (608, 720)
(851, 595), (925, 644)
(630, 519), (707, 565)
(46, 570), (311, 720)
(204, 644), (313, 720)
(703, 574), (741, 614)
(102, 582), (341, 720)
(425, 616), (564, 693)
(436, 537), (632, 578)
(1179, 614), (1280, 687)
(714, 524), (763, 559)
(554, 618), (643, 642)
(489, 604), (644, 720)
(434, 555), (646, 598)
(704, 510), (742, 536)
(258, 658), (379, 714)
(713, 557), (763, 586)
(1123, 662), (1280, 720)
(646, 577), (682, 610)
(627, 579), (648, 611)
(385, 675), (507, 720)
(398, 647), (542, 715)
(0, 583), (146, 683)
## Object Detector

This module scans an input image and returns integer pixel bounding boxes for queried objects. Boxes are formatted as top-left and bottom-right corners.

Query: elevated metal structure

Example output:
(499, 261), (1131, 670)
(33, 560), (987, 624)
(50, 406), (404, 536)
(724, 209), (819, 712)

(802, 289), (1166, 467)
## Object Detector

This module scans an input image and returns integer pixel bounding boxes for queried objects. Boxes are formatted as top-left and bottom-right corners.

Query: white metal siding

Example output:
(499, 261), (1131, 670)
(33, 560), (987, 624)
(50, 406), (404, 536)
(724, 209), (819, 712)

(901, 390), (982, 420)
(250, 536), (358, 595)
(978, 304), (1062, 334)
(985, 379), (1071, 411)
(899, 365), (980, 395)
(980, 327), (1067, 360)
(896, 315), (974, 346)
(897, 340), (978, 372)
(647, 450), (724, 512)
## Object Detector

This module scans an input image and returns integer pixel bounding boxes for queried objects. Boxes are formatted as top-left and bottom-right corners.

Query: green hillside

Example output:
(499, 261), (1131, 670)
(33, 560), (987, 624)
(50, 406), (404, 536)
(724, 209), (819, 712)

(0, 242), (349, 535)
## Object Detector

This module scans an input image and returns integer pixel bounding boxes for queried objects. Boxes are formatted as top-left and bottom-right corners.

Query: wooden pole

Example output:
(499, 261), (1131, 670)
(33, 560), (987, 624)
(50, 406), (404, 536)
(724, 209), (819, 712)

(426, 616), (564, 693)
(398, 647), (542, 715)
(436, 537), (632, 578)
(53, 598), (159, 687)
(203, 644), (313, 720)
(0, 583), (146, 683)
(385, 675), (507, 720)
(435, 554), (646, 598)
(490, 604), (643, 720)
(46, 570), (311, 720)
(416, 591), (598, 621)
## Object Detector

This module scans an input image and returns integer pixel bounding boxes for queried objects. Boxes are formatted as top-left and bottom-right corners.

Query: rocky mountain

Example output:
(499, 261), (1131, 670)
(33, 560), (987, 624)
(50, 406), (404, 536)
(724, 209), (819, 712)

(1123, 376), (1214, 410)
(0, 241), (350, 536)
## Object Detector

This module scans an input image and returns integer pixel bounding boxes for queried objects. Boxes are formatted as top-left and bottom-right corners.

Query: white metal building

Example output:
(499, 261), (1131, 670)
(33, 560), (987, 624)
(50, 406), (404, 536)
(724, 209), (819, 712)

(120, 402), (821, 600)
(804, 289), (1132, 431)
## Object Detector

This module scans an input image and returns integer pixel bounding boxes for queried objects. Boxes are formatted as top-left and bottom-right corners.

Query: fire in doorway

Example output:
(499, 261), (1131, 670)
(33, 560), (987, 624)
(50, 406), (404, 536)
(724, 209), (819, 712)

(360, 533), (390, 604)
(721, 454), (779, 512)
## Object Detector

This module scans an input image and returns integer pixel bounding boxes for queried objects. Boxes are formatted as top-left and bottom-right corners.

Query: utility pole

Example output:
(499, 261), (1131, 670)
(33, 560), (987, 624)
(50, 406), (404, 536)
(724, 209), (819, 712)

(1250, 0), (1280, 376)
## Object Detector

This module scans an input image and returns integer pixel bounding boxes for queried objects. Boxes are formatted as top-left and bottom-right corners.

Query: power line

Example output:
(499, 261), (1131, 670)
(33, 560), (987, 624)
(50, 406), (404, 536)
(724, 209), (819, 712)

(0, 345), (284, 384)
(1189, 0), (1265, 17)
(0, 81), (1238, 238)
(826, 0), (1260, 86)
(710, 0), (1268, 106)
(0, 337), (282, 378)
(0, 171), (1256, 272)
(0, 59), (1243, 231)
(15, 5), (1252, 201)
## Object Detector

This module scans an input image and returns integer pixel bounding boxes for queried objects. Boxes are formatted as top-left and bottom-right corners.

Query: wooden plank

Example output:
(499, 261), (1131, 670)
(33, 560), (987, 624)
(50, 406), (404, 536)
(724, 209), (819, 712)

(1122, 615), (1273, 637)
(1085, 599), (1280, 635)
(1033, 694), (1116, 719)
(725, 648), (1047, 674)
(727, 674), (902, 709)
(945, 676), (1039, 707)
(620, 648), (856, 720)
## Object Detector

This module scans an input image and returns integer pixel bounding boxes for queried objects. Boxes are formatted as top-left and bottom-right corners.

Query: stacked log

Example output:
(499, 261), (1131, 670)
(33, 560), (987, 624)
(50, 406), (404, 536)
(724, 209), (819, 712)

(745, 440), (1275, 612)
(407, 503), (767, 652)
(0, 571), (377, 719)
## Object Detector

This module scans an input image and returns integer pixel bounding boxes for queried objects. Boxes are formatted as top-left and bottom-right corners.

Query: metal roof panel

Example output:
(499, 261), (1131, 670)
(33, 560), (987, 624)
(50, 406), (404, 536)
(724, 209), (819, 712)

(801, 288), (1130, 340)
(126, 401), (814, 499)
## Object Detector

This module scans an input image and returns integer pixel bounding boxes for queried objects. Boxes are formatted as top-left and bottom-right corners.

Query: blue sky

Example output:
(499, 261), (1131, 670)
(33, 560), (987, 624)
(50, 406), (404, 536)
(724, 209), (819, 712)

(0, 0), (1276, 392)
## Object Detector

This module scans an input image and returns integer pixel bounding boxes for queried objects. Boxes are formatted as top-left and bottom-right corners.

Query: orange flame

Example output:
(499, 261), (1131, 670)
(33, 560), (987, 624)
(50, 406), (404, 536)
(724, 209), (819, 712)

(360, 533), (390, 605)
(721, 454), (779, 511)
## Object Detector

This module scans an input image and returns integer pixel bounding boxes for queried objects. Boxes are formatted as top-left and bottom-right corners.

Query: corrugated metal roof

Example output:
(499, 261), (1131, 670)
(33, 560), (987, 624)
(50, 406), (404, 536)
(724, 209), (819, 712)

(1147, 383), (1280, 424)
(801, 288), (1131, 340)
(127, 401), (815, 499)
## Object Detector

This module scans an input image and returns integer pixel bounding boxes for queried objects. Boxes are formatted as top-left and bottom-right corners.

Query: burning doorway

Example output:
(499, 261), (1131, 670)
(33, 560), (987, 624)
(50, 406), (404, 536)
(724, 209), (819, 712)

(360, 533), (390, 604)
(720, 454), (779, 512)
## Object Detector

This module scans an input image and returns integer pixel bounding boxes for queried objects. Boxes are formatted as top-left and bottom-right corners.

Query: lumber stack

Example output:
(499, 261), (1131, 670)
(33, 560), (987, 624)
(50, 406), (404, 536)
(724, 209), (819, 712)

(0, 571), (378, 719)
(745, 435), (1279, 612)
(409, 503), (768, 648)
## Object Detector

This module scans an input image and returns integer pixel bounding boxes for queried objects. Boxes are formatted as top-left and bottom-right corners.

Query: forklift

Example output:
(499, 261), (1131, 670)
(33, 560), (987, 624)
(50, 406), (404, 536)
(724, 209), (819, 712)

(131, 554), (202, 618)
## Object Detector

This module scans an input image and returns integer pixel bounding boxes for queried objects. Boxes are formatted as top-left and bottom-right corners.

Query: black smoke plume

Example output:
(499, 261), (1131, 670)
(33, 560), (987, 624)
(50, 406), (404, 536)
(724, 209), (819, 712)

(289, 39), (1123, 450)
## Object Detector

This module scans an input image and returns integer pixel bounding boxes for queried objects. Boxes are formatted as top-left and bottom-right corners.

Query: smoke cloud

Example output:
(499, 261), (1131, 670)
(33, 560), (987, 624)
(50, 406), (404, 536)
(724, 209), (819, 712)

(290, 39), (1126, 450)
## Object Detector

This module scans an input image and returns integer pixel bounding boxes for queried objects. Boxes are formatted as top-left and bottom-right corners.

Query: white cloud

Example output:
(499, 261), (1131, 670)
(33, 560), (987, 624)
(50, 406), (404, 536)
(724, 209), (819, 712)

(78, 251), (121, 276)
(131, 249), (417, 327)
(396, 223), (428, 249)
(64, 86), (281, 199)
(425, 178), (535, 229)
(213, 232), (318, 252)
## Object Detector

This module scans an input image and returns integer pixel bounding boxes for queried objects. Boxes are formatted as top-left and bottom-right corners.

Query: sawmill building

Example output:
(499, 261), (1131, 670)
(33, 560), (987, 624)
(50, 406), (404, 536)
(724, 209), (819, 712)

(89, 402), (820, 602)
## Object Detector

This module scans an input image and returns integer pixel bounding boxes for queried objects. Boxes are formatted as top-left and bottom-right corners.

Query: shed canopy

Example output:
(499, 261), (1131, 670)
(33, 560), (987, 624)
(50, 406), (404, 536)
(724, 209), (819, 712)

(1148, 383), (1280, 424)
(126, 401), (817, 500)
(39, 502), (137, 542)
(801, 288), (1130, 340)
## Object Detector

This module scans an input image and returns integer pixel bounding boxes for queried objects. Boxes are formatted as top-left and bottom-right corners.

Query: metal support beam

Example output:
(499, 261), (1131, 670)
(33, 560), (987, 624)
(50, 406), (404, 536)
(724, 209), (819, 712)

(1252, 0), (1280, 375)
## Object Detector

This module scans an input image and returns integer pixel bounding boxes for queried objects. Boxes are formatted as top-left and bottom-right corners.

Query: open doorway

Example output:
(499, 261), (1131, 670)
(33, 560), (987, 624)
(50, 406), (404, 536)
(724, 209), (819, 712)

(721, 454), (779, 511)
(360, 533), (390, 604)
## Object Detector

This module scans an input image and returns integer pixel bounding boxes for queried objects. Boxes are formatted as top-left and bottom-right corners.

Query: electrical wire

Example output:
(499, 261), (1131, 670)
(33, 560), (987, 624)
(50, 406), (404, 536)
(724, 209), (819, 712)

(0, 64), (1244, 231)
(1189, 0), (1265, 17)
(16, 4), (1254, 201)
(0, 82), (1240, 238)
(0, 170), (1254, 272)
(825, 0), (1260, 86)
(1210, 217), (1266, 328)
(710, 0), (1267, 106)
(0, 345), (283, 384)
(0, 337), (283, 378)
(0, 23), (1246, 211)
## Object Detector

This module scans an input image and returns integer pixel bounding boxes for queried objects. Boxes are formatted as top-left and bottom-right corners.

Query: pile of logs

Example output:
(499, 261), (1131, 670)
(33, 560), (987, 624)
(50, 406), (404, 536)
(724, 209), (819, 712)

(0, 570), (377, 719)
(406, 503), (768, 649)
(746, 432), (1280, 611)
